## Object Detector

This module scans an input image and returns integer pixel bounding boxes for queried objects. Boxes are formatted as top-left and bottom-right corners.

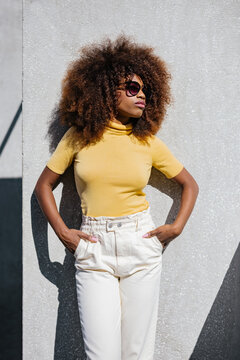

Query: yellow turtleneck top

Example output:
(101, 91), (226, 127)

(46, 120), (184, 216)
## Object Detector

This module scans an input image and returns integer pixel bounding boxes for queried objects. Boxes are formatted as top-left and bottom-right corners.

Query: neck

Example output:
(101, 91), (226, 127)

(111, 115), (131, 126)
(105, 117), (133, 135)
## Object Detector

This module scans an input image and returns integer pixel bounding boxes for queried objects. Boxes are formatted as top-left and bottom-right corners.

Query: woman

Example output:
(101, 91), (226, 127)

(34, 35), (199, 360)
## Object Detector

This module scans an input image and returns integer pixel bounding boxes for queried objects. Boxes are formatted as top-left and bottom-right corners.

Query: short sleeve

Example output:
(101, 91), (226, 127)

(46, 127), (77, 174)
(150, 135), (184, 179)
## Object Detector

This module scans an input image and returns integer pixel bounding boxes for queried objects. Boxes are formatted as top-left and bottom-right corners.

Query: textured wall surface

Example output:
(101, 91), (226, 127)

(23, 1), (240, 359)
(0, 1), (22, 359)
(0, 1), (22, 177)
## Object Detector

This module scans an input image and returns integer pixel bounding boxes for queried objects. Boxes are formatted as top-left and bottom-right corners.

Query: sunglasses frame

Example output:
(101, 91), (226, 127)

(117, 80), (152, 101)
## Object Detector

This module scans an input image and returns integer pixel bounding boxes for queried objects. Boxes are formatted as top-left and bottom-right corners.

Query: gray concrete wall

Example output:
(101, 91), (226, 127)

(0, 1), (22, 359)
(23, 1), (240, 359)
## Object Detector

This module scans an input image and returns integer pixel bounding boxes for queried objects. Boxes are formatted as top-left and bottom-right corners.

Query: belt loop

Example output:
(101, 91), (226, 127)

(135, 218), (138, 231)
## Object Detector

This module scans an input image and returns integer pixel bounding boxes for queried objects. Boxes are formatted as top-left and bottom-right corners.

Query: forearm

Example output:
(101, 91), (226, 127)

(172, 182), (199, 234)
(34, 183), (69, 240)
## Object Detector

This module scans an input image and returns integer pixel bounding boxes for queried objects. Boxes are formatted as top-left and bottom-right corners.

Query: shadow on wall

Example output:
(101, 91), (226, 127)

(30, 109), (186, 359)
(31, 166), (85, 360)
(190, 242), (240, 360)
(148, 167), (182, 255)
(46, 106), (69, 153)
(0, 178), (22, 360)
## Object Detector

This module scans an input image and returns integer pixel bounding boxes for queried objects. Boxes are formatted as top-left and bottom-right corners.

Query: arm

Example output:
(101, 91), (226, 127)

(34, 166), (98, 254)
(144, 167), (199, 247)
(34, 166), (70, 239)
(171, 167), (199, 235)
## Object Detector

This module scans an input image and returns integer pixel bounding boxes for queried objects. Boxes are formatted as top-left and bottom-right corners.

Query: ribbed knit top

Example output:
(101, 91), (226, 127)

(46, 121), (184, 216)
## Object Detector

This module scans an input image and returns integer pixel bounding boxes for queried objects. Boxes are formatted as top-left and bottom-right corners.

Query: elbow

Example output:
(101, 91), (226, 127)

(34, 166), (57, 199)
(34, 177), (54, 197)
(191, 180), (199, 198)
(196, 182), (200, 194)
(34, 178), (47, 198)
(34, 180), (41, 199)
(182, 178), (199, 196)
(194, 179), (199, 193)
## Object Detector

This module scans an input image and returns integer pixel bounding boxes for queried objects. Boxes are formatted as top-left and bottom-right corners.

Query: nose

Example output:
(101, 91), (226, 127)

(137, 88), (146, 99)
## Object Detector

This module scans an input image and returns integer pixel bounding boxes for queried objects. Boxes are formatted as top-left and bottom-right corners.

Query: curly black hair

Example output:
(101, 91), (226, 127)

(58, 34), (173, 148)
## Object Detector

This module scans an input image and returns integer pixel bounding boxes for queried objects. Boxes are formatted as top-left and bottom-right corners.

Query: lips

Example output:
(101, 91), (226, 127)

(135, 102), (145, 108)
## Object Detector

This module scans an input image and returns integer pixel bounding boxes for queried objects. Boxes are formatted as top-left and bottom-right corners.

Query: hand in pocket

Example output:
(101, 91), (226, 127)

(59, 228), (99, 254)
(142, 223), (181, 249)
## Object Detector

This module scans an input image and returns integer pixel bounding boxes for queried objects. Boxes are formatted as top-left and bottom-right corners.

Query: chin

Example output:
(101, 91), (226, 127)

(130, 110), (144, 118)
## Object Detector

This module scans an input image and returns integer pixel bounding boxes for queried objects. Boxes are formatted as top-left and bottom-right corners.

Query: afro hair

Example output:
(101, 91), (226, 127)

(58, 34), (173, 148)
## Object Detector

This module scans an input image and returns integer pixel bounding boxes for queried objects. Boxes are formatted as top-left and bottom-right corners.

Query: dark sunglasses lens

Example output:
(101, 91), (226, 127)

(127, 82), (151, 100)
(127, 82), (140, 96)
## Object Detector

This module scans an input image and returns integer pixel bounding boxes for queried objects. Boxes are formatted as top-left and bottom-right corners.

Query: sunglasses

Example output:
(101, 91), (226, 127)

(117, 80), (152, 101)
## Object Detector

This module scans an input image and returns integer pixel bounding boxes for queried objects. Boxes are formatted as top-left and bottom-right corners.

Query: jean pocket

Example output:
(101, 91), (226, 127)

(137, 223), (163, 254)
(144, 221), (164, 252)
(74, 238), (87, 258)
(151, 234), (164, 251)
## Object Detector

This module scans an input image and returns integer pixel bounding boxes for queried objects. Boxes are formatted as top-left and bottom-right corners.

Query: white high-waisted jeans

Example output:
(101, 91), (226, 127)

(74, 206), (163, 360)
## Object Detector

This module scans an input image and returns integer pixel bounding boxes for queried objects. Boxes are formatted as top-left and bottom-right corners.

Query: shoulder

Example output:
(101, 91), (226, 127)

(60, 126), (81, 150)
(148, 134), (169, 151)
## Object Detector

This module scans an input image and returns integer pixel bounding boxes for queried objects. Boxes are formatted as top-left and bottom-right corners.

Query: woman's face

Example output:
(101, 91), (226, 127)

(115, 74), (146, 123)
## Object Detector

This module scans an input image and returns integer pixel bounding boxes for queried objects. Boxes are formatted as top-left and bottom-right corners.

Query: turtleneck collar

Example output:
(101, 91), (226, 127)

(105, 120), (133, 135)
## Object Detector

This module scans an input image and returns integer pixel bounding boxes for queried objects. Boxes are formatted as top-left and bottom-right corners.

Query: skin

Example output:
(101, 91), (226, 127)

(113, 73), (147, 125)
(34, 73), (199, 254)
